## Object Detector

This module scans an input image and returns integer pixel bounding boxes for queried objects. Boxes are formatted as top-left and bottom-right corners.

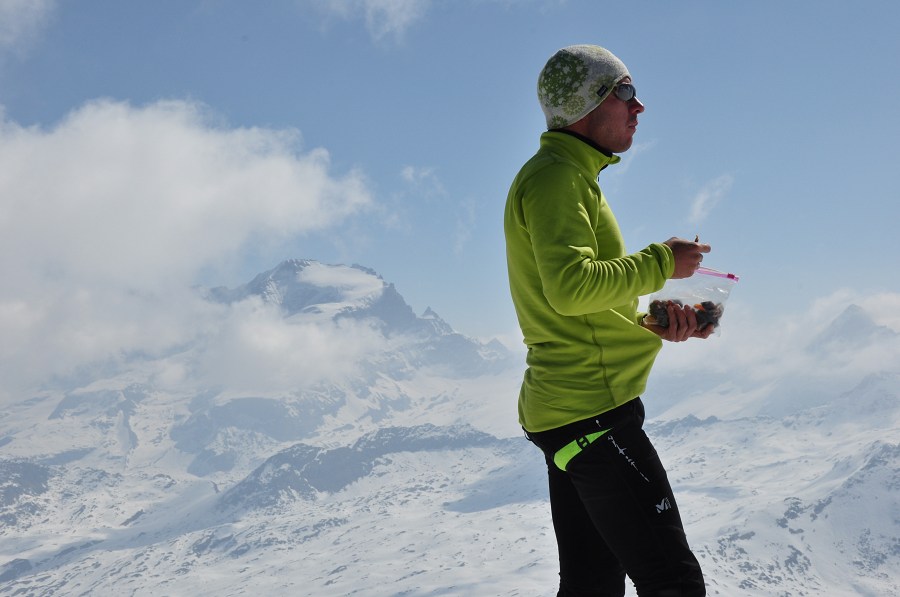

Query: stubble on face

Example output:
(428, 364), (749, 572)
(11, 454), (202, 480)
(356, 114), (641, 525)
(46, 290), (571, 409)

(583, 77), (642, 154)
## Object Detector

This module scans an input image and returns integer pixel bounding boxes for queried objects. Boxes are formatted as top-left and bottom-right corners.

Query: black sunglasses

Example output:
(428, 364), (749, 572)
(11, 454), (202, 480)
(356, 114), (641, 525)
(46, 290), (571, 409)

(613, 83), (637, 101)
(598, 83), (637, 102)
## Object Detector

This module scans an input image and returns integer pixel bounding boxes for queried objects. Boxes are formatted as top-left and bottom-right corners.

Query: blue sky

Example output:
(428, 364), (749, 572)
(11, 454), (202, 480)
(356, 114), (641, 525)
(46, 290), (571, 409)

(1, 0), (899, 389)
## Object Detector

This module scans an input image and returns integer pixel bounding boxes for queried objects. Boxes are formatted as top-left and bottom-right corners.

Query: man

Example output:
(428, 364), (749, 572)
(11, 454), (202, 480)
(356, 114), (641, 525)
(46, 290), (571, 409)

(504, 45), (710, 596)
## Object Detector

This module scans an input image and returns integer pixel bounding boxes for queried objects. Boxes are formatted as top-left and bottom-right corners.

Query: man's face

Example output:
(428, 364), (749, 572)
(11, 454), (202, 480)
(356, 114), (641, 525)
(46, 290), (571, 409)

(583, 77), (644, 153)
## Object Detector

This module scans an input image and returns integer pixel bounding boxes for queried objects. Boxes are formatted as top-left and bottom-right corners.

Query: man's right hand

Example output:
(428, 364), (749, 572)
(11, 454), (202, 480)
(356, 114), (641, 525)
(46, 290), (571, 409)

(664, 237), (711, 279)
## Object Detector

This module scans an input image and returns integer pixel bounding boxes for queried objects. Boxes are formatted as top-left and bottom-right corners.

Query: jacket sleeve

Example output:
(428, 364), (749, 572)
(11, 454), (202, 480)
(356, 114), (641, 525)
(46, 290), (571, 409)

(520, 165), (673, 317)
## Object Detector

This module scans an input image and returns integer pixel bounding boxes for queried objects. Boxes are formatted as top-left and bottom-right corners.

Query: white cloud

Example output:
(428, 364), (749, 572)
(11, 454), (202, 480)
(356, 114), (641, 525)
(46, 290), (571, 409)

(297, 262), (385, 303)
(400, 165), (446, 198)
(0, 0), (55, 53)
(0, 99), (371, 284)
(191, 297), (386, 394)
(306, 0), (430, 41)
(0, 99), (373, 396)
(362, 0), (429, 40)
(857, 291), (900, 332)
(688, 173), (733, 225)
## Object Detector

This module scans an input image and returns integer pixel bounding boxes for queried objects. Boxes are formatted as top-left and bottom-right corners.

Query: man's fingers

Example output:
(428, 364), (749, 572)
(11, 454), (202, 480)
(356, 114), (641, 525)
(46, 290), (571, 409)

(665, 305), (693, 342)
(676, 308), (693, 341)
(683, 308), (699, 333)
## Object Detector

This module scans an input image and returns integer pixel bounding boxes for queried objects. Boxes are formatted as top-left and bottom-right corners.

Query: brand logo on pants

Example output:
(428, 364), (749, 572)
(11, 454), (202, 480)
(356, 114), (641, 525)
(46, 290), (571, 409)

(656, 497), (672, 513)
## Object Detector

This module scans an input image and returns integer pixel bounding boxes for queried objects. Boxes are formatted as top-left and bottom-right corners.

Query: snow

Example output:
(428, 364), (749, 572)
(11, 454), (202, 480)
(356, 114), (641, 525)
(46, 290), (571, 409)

(1, 260), (898, 596)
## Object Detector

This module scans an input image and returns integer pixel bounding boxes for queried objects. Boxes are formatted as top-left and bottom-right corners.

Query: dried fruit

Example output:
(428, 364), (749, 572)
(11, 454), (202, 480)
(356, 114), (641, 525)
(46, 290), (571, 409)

(646, 299), (724, 330)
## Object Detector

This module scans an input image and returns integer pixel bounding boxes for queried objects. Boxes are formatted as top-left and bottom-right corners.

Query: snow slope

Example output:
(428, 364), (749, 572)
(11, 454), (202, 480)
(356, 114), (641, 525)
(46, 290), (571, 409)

(1, 260), (898, 596)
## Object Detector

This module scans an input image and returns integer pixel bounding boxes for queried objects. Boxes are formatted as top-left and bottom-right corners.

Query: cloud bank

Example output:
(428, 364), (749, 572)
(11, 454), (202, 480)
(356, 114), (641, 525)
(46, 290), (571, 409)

(189, 297), (386, 395)
(0, 99), (373, 397)
(647, 287), (900, 419)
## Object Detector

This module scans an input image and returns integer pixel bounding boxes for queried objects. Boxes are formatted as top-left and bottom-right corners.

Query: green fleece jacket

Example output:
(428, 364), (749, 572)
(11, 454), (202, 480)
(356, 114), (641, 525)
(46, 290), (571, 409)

(504, 131), (675, 432)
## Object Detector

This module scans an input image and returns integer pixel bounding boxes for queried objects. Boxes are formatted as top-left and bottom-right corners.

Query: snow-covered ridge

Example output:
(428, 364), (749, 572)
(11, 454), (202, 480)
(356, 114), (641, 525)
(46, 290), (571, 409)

(208, 259), (421, 333)
(0, 263), (898, 596)
(219, 423), (504, 509)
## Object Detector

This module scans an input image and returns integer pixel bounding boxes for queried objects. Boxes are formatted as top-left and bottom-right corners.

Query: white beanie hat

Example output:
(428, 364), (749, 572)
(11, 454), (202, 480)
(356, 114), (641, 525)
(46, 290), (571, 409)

(537, 45), (631, 129)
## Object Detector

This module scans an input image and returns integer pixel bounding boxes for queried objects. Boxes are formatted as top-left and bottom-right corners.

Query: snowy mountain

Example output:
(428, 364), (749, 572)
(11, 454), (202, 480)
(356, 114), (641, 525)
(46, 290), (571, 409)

(1, 263), (898, 596)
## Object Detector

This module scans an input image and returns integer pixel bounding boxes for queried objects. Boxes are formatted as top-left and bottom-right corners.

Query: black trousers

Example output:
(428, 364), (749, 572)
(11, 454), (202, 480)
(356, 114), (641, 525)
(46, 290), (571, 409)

(527, 398), (705, 597)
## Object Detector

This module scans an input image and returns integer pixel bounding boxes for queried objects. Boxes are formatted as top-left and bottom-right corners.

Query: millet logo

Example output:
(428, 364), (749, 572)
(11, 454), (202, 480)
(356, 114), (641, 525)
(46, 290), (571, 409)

(656, 497), (672, 513)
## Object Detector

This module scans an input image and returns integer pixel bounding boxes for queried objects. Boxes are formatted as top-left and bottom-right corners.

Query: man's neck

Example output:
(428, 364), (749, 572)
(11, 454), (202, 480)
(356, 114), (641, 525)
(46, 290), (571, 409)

(551, 128), (613, 157)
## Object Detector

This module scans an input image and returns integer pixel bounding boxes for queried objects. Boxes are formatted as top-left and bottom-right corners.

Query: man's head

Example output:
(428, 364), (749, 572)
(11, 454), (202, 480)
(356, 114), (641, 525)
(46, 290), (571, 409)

(538, 45), (644, 153)
(537, 45), (631, 130)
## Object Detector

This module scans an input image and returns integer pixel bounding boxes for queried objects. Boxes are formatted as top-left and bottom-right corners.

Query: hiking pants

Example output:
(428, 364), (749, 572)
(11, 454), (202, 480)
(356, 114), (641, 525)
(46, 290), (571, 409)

(527, 398), (705, 597)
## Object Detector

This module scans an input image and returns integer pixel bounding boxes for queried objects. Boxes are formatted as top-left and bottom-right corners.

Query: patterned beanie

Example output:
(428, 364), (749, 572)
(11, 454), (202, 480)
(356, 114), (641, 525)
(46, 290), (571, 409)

(537, 45), (631, 129)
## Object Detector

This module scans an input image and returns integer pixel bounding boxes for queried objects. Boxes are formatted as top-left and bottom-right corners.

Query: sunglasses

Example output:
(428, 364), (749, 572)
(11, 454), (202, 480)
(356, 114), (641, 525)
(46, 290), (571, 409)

(598, 83), (637, 102)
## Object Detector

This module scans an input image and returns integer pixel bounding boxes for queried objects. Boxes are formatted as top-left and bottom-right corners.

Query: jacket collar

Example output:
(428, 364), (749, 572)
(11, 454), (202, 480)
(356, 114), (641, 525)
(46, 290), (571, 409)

(540, 129), (621, 176)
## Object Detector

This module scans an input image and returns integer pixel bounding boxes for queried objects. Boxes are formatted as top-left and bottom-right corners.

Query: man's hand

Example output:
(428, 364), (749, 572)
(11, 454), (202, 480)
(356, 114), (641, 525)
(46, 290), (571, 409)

(643, 302), (715, 342)
(664, 237), (711, 279)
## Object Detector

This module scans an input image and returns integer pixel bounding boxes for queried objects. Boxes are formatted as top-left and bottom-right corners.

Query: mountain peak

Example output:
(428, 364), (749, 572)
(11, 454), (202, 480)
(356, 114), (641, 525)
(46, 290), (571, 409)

(808, 304), (897, 353)
(206, 259), (511, 376)
(208, 259), (387, 317)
